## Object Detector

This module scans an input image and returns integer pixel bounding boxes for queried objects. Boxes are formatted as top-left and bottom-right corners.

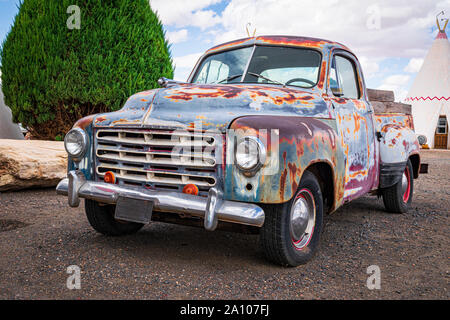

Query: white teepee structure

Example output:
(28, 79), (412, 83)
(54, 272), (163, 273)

(0, 84), (24, 140)
(406, 13), (450, 149)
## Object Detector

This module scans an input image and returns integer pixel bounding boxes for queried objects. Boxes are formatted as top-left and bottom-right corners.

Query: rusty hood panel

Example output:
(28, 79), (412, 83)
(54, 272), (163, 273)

(93, 84), (330, 130)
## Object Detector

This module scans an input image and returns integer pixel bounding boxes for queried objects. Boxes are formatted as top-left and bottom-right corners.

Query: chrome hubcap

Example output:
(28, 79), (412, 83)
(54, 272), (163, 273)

(290, 189), (316, 250)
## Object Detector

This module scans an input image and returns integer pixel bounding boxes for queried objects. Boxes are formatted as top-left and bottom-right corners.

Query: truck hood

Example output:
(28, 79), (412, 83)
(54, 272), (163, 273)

(93, 83), (329, 131)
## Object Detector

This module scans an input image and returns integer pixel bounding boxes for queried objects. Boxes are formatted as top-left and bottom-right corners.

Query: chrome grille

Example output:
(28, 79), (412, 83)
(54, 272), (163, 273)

(95, 129), (220, 195)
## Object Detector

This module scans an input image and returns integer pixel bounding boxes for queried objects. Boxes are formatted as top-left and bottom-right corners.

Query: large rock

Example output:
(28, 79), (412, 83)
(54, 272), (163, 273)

(0, 140), (67, 191)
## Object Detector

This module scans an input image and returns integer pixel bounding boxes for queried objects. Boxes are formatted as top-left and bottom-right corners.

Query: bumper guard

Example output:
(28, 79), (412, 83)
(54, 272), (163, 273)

(56, 171), (265, 231)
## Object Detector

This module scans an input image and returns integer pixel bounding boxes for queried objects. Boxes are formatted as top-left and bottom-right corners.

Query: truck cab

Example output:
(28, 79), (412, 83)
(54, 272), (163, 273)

(57, 36), (421, 266)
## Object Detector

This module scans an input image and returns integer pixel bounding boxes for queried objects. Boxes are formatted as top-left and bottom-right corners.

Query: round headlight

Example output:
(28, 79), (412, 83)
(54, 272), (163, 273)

(64, 128), (88, 159)
(235, 136), (266, 172)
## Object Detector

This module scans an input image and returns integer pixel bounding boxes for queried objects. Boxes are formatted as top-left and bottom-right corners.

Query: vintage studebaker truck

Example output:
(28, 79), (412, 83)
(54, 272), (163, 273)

(57, 36), (422, 266)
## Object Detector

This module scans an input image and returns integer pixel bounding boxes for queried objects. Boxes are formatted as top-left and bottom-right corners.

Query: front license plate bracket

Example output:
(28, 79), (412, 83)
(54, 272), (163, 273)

(114, 197), (153, 224)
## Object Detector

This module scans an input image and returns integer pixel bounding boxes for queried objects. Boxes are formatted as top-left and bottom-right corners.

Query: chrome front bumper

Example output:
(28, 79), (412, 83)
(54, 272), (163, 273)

(56, 171), (265, 231)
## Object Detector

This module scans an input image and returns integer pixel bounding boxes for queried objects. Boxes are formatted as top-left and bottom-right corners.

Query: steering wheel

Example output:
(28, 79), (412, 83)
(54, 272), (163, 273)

(285, 78), (315, 87)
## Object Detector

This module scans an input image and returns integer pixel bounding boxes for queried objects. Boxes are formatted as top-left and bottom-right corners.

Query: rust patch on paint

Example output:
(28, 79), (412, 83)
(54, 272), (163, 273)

(74, 114), (96, 130)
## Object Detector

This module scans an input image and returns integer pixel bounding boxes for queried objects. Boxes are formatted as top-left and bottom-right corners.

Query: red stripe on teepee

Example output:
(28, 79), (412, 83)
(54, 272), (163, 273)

(405, 96), (450, 102)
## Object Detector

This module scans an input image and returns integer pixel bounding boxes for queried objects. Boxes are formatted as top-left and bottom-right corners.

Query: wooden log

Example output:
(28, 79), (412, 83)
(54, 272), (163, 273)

(371, 101), (411, 114)
(367, 89), (395, 102)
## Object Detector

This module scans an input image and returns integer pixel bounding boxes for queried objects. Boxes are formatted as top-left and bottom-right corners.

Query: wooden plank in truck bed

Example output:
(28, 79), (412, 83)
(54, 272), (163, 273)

(367, 88), (411, 114)
(367, 89), (395, 102)
(371, 101), (412, 114)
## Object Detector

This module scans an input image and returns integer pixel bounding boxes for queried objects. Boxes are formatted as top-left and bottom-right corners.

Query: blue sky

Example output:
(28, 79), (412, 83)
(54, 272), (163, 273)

(1, 0), (449, 101)
(0, 0), (21, 47)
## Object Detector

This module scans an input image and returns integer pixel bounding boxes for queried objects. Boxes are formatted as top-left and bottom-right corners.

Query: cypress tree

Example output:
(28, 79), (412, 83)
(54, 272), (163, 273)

(0, 0), (173, 139)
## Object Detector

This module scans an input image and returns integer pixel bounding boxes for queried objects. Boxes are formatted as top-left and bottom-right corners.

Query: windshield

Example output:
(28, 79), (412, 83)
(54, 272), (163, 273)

(192, 46), (322, 88)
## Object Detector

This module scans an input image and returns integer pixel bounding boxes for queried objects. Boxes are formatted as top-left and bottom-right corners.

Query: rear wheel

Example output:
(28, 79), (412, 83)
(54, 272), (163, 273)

(260, 171), (324, 267)
(85, 199), (144, 236)
(382, 159), (414, 213)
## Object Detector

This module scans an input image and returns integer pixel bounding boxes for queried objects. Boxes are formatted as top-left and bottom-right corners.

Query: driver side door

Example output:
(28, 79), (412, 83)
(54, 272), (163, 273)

(329, 52), (377, 202)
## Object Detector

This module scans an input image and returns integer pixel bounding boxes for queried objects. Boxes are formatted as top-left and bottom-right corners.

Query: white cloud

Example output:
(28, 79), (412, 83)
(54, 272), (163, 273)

(166, 29), (189, 44)
(404, 58), (424, 73)
(358, 56), (380, 79)
(381, 74), (411, 86)
(163, 0), (450, 92)
(215, 0), (449, 97)
(173, 69), (192, 82)
(217, 0), (450, 60)
(150, 0), (222, 30)
(378, 74), (411, 102)
(173, 52), (203, 81)
(173, 52), (203, 69)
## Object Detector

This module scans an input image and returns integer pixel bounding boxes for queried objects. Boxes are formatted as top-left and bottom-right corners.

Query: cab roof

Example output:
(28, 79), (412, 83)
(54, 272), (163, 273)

(205, 35), (352, 55)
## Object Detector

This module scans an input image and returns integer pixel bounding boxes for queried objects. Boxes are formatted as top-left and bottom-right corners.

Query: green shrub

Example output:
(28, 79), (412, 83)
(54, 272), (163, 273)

(0, 0), (173, 139)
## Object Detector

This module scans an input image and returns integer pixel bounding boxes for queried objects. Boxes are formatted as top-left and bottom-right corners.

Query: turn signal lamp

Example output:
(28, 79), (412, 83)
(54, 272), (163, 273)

(182, 184), (199, 196)
(104, 171), (116, 184)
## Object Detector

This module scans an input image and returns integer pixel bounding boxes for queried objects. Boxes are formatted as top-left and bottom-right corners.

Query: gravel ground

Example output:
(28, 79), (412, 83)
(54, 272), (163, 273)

(0, 150), (448, 300)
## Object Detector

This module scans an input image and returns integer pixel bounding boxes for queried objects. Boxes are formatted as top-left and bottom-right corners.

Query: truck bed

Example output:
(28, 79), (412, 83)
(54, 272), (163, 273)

(368, 88), (415, 133)
(368, 88), (412, 115)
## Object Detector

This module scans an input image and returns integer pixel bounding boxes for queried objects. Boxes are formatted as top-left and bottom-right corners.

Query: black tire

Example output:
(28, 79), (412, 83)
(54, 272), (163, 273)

(382, 159), (414, 213)
(260, 171), (324, 267)
(85, 199), (144, 236)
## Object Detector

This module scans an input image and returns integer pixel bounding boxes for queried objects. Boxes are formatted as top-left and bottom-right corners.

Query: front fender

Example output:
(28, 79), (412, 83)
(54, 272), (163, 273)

(224, 115), (345, 207)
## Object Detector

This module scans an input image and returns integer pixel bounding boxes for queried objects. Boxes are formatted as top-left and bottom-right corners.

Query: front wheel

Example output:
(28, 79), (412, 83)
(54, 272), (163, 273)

(382, 159), (414, 213)
(260, 171), (324, 267)
(85, 199), (144, 236)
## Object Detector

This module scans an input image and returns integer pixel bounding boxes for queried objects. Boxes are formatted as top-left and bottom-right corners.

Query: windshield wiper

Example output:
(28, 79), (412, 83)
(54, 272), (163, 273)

(213, 74), (243, 84)
(247, 72), (285, 87)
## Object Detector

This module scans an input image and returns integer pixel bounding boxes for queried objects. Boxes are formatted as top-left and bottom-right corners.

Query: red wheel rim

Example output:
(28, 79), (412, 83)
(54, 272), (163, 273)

(402, 166), (411, 203)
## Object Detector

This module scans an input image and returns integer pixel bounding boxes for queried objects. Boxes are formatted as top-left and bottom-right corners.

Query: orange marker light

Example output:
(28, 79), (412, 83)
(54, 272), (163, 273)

(104, 171), (116, 184)
(182, 184), (199, 196)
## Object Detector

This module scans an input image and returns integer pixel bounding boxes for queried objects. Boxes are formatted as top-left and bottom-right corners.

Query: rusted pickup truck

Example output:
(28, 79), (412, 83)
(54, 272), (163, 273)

(57, 36), (422, 266)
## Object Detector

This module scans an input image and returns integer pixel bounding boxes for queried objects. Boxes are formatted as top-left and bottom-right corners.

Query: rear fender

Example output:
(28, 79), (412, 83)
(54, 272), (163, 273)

(378, 123), (420, 188)
(379, 124), (420, 164)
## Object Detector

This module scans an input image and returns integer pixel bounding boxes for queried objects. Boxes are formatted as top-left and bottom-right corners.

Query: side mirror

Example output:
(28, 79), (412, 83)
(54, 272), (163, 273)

(158, 77), (187, 88)
(157, 77), (169, 87)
